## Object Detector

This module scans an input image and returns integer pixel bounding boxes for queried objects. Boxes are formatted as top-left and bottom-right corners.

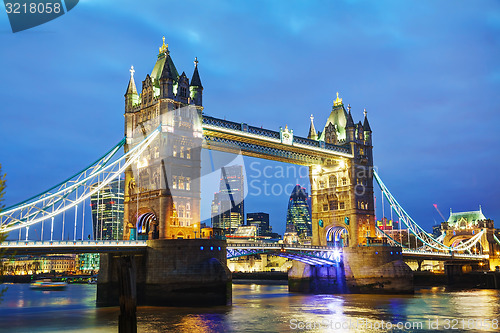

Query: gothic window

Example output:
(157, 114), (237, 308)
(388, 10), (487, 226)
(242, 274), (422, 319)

(342, 177), (347, 186)
(324, 123), (338, 144)
(323, 204), (329, 211)
(180, 146), (184, 158)
(180, 86), (187, 97)
(178, 177), (185, 190)
(178, 205), (185, 218)
(329, 175), (337, 188)
(359, 148), (364, 155)
(339, 202), (345, 210)
(186, 148), (191, 159)
(329, 200), (338, 210)
(172, 145), (177, 157)
(186, 203), (191, 211)
(172, 176), (177, 189)
(319, 180), (325, 189)
(186, 177), (191, 191)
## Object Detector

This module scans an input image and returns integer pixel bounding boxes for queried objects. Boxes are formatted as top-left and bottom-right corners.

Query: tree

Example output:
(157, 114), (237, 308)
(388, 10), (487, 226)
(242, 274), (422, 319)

(0, 164), (7, 302)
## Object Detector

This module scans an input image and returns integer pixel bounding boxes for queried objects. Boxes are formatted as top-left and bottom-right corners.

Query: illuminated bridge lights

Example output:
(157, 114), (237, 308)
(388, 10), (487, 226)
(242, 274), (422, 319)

(226, 243), (342, 266)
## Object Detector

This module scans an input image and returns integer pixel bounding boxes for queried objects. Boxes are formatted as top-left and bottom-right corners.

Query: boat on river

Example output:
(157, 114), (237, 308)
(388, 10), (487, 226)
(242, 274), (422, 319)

(30, 279), (67, 290)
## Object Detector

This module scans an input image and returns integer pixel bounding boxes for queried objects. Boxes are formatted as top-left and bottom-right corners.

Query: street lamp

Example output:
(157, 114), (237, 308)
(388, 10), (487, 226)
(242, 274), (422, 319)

(193, 223), (199, 239)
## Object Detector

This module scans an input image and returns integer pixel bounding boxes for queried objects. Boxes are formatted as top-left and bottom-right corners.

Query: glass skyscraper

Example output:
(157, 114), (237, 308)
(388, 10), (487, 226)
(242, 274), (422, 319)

(246, 212), (270, 236)
(90, 178), (124, 240)
(286, 185), (312, 238)
(211, 165), (244, 233)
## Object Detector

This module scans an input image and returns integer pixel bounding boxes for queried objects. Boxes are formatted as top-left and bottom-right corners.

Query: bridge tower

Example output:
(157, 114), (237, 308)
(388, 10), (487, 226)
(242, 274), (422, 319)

(123, 38), (204, 241)
(309, 94), (376, 246)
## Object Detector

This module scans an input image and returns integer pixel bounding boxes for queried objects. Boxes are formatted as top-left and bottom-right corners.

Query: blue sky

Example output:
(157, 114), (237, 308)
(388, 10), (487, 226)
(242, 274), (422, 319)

(0, 0), (499, 237)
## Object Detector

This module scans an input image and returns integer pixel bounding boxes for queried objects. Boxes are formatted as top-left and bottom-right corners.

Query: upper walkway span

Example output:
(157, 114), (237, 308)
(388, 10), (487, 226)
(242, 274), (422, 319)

(202, 115), (353, 165)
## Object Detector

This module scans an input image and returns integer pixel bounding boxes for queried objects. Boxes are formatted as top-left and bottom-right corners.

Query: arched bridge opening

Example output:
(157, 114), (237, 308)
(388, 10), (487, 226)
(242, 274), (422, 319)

(136, 212), (158, 240)
(326, 226), (349, 248)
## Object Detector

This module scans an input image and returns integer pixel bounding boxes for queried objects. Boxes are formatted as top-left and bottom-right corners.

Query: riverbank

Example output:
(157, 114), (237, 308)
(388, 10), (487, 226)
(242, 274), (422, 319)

(232, 271), (288, 280)
(1, 274), (96, 284)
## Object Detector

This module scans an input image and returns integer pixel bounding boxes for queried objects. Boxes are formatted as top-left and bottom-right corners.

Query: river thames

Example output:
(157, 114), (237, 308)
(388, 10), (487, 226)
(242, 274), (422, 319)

(0, 282), (499, 332)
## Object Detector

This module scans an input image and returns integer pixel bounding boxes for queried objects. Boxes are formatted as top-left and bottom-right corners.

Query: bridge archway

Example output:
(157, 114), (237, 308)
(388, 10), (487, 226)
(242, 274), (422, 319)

(449, 235), (485, 254)
(137, 212), (158, 240)
(326, 226), (349, 247)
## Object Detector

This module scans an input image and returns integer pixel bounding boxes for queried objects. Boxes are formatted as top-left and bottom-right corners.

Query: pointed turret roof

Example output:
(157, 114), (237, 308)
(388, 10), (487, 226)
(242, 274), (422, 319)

(346, 104), (355, 128)
(179, 71), (188, 81)
(152, 37), (179, 83)
(308, 114), (318, 140)
(318, 93), (348, 141)
(125, 66), (138, 96)
(356, 121), (363, 134)
(363, 109), (372, 132)
(190, 57), (203, 88)
(160, 54), (176, 81)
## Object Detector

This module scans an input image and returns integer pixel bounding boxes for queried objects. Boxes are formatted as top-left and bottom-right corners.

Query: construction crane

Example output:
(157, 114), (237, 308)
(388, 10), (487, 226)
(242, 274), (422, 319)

(433, 204), (447, 222)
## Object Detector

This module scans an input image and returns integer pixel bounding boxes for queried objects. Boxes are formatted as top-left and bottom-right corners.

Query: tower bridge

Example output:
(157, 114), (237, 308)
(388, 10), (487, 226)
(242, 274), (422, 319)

(1, 38), (496, 307)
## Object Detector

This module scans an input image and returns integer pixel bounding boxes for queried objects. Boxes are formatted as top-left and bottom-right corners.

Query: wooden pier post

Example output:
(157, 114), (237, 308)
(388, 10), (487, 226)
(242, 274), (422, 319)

(117, 255), (137, 333)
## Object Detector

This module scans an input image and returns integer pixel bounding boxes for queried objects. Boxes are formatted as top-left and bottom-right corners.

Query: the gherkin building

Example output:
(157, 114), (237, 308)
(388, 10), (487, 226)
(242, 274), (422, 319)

(286, 185), (312, 238)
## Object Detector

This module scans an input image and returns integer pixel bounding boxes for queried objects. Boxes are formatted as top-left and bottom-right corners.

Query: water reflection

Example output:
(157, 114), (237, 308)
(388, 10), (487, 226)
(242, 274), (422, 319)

(0, 283), (499, 332)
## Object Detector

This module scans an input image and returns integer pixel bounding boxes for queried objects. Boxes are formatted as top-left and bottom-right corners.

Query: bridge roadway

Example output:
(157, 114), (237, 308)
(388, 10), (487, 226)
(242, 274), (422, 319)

(0, 241), (488, 262)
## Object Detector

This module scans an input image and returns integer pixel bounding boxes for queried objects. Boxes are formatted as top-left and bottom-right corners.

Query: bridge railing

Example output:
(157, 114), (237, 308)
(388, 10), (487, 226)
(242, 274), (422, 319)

(292, 136), (321, 147)
(247, 125), (281, 139)
(0, 240), (148, 247)
(402, 248), (488, 259)
(227, 243), (336, 250)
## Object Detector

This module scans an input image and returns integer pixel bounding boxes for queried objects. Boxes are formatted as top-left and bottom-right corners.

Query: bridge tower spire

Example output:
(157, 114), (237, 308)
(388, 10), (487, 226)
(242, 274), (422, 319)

(346, 104), (355, 142)
(190, 57), (203, 107)
(308, 114), (318, 140)
(124, 66), (139, 112)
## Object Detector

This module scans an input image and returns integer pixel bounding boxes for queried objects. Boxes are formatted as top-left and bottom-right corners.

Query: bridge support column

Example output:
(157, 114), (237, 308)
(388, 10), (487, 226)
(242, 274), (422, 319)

(289, 246), (413, 294)
(97, 239), (231, 307)
(288, 262), (347, 293)
(417, 260), (423, 272)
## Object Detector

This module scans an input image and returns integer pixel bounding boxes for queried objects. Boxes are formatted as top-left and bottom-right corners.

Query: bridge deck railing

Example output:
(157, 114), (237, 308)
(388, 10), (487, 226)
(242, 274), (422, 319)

(402, 248), (488, 259)
(0, 240), (148, 247)
(227, 243), (336, 250)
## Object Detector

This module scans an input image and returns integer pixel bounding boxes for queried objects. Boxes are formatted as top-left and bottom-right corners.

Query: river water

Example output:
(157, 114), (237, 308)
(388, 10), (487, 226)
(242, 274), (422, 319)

(0, 282), (499, 332)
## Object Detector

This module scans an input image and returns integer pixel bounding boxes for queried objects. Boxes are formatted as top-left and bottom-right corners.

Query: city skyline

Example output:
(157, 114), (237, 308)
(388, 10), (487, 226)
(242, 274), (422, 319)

(211, 165), (245, 233)
(0, 1), (499, 238)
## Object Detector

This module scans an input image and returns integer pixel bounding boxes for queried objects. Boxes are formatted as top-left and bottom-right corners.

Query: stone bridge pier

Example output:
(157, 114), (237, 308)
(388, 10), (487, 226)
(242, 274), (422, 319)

(289, 246), (413, 294)
(97, 239), (231, 307)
